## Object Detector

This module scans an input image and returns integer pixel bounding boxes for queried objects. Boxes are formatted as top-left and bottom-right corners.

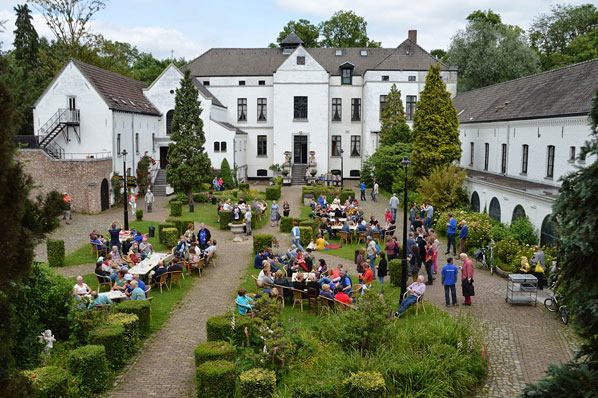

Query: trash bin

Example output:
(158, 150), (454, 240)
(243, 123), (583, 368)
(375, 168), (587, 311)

(148, 226), (155, 238)
(189, 203), (195, 213)
(211, 197), (217, 205)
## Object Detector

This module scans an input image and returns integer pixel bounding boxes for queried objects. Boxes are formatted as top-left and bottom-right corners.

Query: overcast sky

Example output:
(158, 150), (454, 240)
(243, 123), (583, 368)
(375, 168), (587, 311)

(0, 0), (590, 60)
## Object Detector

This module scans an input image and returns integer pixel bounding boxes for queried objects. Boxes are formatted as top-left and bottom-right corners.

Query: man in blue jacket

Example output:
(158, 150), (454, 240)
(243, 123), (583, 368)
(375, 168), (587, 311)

(458, 220), (468, 255)
(360, 181), (366, 201)
(445, 212), (457, 256)
(441, 257), (459, 306)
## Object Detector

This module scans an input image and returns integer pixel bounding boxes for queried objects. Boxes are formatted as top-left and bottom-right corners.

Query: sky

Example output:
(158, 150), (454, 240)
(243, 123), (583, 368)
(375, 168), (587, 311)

(0, 0), (590, 60)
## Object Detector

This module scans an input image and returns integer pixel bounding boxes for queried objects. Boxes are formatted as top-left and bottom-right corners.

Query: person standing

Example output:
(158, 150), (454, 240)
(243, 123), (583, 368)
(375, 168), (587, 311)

(291, 221), (304, 252)
(445, 212), (457, 256)
(128, 191), (137, 215)
(377, 252), (388, 294)
(360, 181), (366, 201)
(441, 257), (459, 306)
(459, 253), (474, 306)
(531, 246), (546, 290)
(270, 201), (280, 227)
(389, 193), (399, 223)
(458, 220), (468, 255)
(144, 188), (154, 213)
(108, 220), (123, 253)
(423, 203), (433, 233)
(197, 223), (211, 250)
(62, 192), (73, 224)
(424, 240), (434, 285)
(409, 203), (416, 231)
(245, 207), (252, 236)
(373, 180), (379, 202)
(282, 200), (290, 217)
(218, 177), (223, 191)
(366, 236), (377, 279)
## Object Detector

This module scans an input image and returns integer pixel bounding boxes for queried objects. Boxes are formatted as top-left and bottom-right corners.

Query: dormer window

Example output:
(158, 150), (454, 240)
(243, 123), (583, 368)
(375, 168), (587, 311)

(297, 56), (305, 65)
(382, 75), (389, 81)
(341, 68), (352, 85)
(283, 48), (292, 55)
(335, 50), (342, 56)
(360, 50), (368, 56)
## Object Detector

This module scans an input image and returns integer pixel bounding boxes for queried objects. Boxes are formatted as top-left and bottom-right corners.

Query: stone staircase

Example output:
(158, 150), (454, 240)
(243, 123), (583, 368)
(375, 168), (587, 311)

(152, 169), (168, 196)
(291, 164), (308, 185)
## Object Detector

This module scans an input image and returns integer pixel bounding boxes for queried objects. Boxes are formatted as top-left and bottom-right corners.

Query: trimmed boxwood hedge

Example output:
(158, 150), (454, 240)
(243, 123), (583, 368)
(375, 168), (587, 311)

(162, 227), (179, 248)
(280, 216), (294, 233)
(67, 345), (109, 395)
(46, 239), (65, 267)
(118, 299), (151, 337)
(195, 360), (236, 398)
(239, 368), (275, 398)
(193, 192), (210, 203)
(170, 200), (182, 216)
(239, 182), (250, 191)
(265, 185), (281, 200)
(89, 324), (126, 369)
(298, 226), (313, 247)
(194, 340), (235, 367)
(107, 313), (139, 353)
(21, 366), (69, 398)
(340, 188), (354, 203)
(219, 210), (233, 230)
(158, 222), (176, 243)
(288, 377), (337, 398)
(206, 313), (253, 346)
(166, 217), (195, 236)
(135, 208), (143, 221)
(344, 371), (385, 396)
(388, 259), (403, 287)
(253, 234), (273, 255)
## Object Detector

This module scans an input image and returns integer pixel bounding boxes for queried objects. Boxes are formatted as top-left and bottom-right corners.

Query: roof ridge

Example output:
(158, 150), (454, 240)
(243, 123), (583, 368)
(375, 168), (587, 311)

(70, 58), (148, 87)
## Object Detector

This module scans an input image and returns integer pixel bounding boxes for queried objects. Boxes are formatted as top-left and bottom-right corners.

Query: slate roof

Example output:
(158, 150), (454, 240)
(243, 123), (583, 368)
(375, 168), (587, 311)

(466, 169), (559, 199)
(185, 39), (454, 77)
(213, 120), (248, 135)
(281, 32), (304, 45)
(191, 77), (226, 108)
(453, 58), (598, 124)
(71, 59), (160, 115)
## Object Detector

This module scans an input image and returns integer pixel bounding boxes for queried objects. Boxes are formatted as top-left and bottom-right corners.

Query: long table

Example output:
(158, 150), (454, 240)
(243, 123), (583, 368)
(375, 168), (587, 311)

(128, 252), (172, 276)
(102, 290), (127, 301)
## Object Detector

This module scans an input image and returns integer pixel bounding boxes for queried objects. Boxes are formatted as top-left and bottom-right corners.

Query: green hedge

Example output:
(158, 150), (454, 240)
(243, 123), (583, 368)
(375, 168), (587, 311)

(46, 239), (65, 267)
(280, 216), (294, 233)
(299, 220), (318, 237)
(89, 324), (126, 369)
(253, 234), (273, 255)
(239, 182), (250, 191)
(166, 217), (195, 236)
(135, 208), (143, 221)
(301, 185), (342, 202)
(344, 371), (385, 397)
(288, 377), (337, 398)
(67, 345), (109, 395)
(21, 366), (69, 398)
(193, 192), (210, 203)
(299, 226), (313, 248)
(158, 222), (177, 244)
(118, 299), (151, 337)
(206, 313), (253, 346)
(219, 210), (233, 230)
(388, 259), (403, 287)
(194, 341), (235, 367)
(340, 189), (354, 203)
(196, 359), (236, 398)
(107, 312), (139, 354)
(434, 209), (494, 250)
(265, 185), (281, 200)
(170, 200), (182, 217)
(162, 227), (179, 248)
(239, 368), (275, 398)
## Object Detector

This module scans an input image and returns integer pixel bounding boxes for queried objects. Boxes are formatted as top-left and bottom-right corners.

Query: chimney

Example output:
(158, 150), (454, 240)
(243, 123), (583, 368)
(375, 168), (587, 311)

(408, 30), (417, 44)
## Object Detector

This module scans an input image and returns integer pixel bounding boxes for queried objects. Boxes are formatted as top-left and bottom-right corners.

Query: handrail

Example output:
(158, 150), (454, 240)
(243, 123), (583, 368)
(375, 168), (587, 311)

(38, 108), (80, 136)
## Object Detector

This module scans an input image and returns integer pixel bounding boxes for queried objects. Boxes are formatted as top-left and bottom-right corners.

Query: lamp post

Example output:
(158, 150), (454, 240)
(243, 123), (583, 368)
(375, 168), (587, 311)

(340, 148), (344, 187)
(400, 155), (410, 300)
(122, 149), (129, 231)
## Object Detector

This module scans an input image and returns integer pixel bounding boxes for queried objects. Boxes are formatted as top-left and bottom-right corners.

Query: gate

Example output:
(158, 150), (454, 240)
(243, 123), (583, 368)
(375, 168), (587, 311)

(101, 178), (110, 211)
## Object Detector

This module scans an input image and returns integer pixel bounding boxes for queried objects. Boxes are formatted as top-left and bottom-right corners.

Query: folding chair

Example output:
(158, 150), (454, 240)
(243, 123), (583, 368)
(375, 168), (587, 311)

(402, 291), (426, 316)
(357, 231), (367, 245)
(169, 271), (183, 289)
(339, 231), (351, 246)
(373, 232), (382, 245)
(318, 296), (335, 316)
(154, 272), (170, 293)
(291, 288), (308, 312)
(95, 272), (112, 292)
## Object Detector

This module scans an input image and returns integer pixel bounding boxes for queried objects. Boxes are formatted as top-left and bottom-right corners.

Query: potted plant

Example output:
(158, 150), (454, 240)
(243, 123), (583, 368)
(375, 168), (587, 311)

(282, 169), (289, 177)
(310, 168), (318, 177)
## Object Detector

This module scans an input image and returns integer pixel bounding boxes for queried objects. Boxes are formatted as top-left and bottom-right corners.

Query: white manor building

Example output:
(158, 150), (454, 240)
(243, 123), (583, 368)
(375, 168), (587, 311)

(453, 58), (598, 245)
(32, 30), (456, 186)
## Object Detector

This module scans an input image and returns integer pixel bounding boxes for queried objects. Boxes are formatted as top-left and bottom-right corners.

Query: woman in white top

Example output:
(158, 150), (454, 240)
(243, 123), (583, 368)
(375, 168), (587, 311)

(73, 276), (91, 297)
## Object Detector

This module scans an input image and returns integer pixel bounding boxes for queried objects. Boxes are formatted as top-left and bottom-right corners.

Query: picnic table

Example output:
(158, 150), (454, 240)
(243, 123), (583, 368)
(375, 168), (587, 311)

(331, 225), (357, 231)
(292, 272), (316, 282)
(103, 290), (127, 302)
(128, 253), (172, 278)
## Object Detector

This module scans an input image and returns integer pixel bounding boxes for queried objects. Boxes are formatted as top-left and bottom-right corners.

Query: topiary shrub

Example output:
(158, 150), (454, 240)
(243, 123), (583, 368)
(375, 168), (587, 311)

(67, 345), (109, 395)
(253, 234), (273, 254)
(219, 158), (235, 189)
(299, 226), (313, 248)
(301, 186), (315, 200)
(170, 200), (182, 216)
(195, 359), (236, 398)
(107, 313), (139, 354)
(135, 208), (143, 221)
(166, 217), (195, 236)
(158, 222), (177, 244)
(388, 259), (403, 287)
(265, 185), (281, 200)
(239, 182), (250, 191)
(280, 216), (294, 233)
(239, 368), (275, 398)
(194, 341), (235, 367)
(21, 366), (69, 398)
(174, 191), (190, 204)
(46, 239), (65, 267)
(206, 313), (252, 346)
(219, 210), (233, 230)
(344, 371), (385, 397)
(118, 300), (151, 337)
(162, 227), (179, 248)
(89, 324), (126, 369)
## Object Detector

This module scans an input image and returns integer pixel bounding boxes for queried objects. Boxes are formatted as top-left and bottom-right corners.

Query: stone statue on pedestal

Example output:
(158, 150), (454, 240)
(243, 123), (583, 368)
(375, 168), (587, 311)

(309, 151), (316, 166)
(284, 151), (291, 166)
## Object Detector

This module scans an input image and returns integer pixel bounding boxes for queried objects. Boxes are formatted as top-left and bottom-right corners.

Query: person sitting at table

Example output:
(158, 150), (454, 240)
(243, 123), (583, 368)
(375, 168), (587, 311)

(95, 260), (112, 283)
(254, 249), (267, 269)
(315, 258), (329, 278)
(168, 257), (184, 275)
(321, 219), (337, 239)
(187, 243), (200, 276)
(385, 221), (397, 237)
(295, 250), (309, 272)
(306, 275), (321, 295)
(335, 285), (352, 305)
(341, 221), (351, 235)
(204, 240), (217, 266)
(128, 246), (142, 265)
(112, 270), (128, 292)
(129, 273), (146, 293)
(73, 276), (92, 297)
(369, 216), (379, 228)
(302, 248), (314, 272)
(174, 235), (189, 258)
(293, 273), (308, 297)
(150, 261), (167, 284)
(133, 231), (143, 244)
(359, 262), (374, 293)
(236, 289), (255, 314)
(127, 280), (146, 301)
(110, 246), (126, 267)
(384, 209), (393, 226)
(315, 234), (328, 251)
(272, 270), (292, 298)
(139, 237), (152, 259)
(356, 220), (367, 233)
(88, 291), (112, 308)
(338, 269), (353, 296)
(184, 223), (196, 243)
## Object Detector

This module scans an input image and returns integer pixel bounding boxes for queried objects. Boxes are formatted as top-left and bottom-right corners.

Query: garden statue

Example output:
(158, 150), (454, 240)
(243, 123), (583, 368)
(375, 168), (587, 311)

(38, 329), (56, 356)
(309, 151), (316, 166)
(284, 151), (291, 166)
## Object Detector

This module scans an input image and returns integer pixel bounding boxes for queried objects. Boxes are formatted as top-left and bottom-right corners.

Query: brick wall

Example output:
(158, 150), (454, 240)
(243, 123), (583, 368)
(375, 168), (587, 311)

(16, 149), (113, 214)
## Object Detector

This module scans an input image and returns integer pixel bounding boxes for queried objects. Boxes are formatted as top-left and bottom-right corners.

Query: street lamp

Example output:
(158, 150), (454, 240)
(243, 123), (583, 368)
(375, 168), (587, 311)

(340, 148), (344, 187)
(400, 155), (411, 300)
(122, 149), (129, 231)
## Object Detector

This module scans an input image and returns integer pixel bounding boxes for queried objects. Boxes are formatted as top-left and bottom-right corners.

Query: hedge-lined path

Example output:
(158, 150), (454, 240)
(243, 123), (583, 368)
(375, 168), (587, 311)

(107, 185), (296, 398)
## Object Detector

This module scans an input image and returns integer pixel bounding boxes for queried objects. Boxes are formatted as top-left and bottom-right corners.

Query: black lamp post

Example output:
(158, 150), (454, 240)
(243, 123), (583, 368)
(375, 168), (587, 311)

(400, 155), (411, 300)
(122, 149), (129, 231)
(340, 148), (344, 187)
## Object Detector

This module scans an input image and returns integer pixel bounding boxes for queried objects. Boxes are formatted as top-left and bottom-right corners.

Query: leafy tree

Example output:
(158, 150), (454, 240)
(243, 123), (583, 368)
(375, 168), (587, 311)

(319, 10), (381, 48)
(370, 143), (412, 192)
(430, 49), (447, 61)
(274, 19), (320, 48)
(411, 64), (461, 182)
(219, 158), (235, 190)
(13, 4), (39, 72)
(522, 90), (598, 396)
(131, 53), (186, 85)
(417, 164), (467, 212)
(166, 70), (212, 204)
(466, 9), (502, 25)
(447, 13), (541, 91)
(379, 84), (410, 146)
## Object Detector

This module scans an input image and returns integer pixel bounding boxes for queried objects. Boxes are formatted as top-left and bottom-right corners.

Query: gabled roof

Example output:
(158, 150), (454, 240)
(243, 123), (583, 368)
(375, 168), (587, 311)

(212, 120), (248, 135)
(453, 58), (598, 124)
(71, 59), (160, 115)
(281, 32), (304, 45)
(371, 39), (455, 72)
(191, 78), (226, 108)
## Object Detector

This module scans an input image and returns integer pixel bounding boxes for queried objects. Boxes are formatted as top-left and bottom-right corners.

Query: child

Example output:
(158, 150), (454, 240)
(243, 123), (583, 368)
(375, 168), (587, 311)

(441, 257), (459, 306)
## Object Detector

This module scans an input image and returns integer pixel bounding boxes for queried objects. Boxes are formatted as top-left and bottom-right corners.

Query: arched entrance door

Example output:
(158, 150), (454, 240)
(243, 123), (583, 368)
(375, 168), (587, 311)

(489, 197), (501, 222)
(512, 205), (526, 223)
(471, 191), (480, 212)
(540, 215), (558, 246)
(100, 178), (110, 211)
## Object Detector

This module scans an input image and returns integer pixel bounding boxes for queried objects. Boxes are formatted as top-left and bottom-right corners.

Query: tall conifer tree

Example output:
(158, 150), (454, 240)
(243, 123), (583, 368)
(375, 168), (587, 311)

(13, 4), (39, 72)
(379, 84), (410, 146)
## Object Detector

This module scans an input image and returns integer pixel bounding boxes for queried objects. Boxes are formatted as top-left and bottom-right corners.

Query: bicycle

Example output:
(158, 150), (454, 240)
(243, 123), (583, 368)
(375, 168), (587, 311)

(473, 242), (495, 275)
(544, 283), (568, 325)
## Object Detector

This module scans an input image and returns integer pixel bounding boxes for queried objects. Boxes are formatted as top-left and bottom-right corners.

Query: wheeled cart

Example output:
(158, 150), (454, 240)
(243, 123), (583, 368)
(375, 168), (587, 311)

(506, 274), (537, 306)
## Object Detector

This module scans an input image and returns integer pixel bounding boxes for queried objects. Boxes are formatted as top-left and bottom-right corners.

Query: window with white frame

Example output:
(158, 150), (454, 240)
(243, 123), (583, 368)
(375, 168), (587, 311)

(350, 136), (361, 156)
(237, 98), (247, 121)
(332, 98), (342, 121)
(331, 135), (341, 156)
(257, 98), (267, 121)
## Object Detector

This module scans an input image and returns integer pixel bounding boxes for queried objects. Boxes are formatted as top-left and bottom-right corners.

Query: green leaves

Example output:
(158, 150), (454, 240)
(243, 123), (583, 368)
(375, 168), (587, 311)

(380, 84), (410, 147)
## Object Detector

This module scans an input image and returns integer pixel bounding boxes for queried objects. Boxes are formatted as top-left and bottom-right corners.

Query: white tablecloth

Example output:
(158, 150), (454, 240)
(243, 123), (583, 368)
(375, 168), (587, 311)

(103, 291), (127, 301)
(129, 253), (171, 275)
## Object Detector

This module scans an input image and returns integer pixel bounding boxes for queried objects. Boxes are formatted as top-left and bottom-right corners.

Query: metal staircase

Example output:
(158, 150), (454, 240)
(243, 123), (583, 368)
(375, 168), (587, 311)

(37, 108), (80, 150)
(152, 169), (168, 196)
(291, 164), (308, 185)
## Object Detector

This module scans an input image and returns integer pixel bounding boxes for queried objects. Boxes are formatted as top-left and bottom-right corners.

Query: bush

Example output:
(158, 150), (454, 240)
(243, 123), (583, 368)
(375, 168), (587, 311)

(21, 366), (69, 398)
(89, 324), (126, 369)
(510, 217), (538, 245)
(239, 368), (275, 398)
(495, 236), (524, 272)
(280, 216), (294, 233)
(67, 345), (109, 395)
(118, 300), (151, 337)
(69, 309), (109, 345)
(194, 341), (235, 367)
(135, 208), (143, 221)
(107, 313), (139, 353)
(158, 222), (177, 244)
(344, 371), (386, 397)
(206, 313), (253, 346)
(253, 234), (273, 254)
(175, 191), (190, 204)
(162, 228), (179, 248)
(195, 360), (236, 398)
(193, 192), (210, 203)
(239, 182), (250, 191)
(46, 239), (65, 267)
(417, 164), (468, 212)
(340, 189), (354, 203)
(435, 209), (494, 250)
(288, 378), (338, 398)
(170, 200), (182, 217)
(219, 210), (232, 230)
(489, 223), (511, 241)
(388, 259), (403, 286)
(299, 226), (313, 248)
(265, 185), (281, 200)
(219, 158), (235, 189)
(166, 217), (195, 236)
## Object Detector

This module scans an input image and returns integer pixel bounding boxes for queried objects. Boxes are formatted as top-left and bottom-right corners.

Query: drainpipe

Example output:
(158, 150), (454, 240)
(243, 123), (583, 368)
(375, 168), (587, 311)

(131, 113), (135, 180)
